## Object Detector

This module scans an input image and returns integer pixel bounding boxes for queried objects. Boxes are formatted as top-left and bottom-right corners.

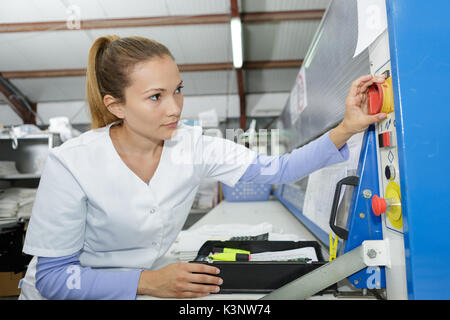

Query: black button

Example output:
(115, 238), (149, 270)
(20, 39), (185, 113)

(385, 165), (395, 180)
(385, 166), (391, 180)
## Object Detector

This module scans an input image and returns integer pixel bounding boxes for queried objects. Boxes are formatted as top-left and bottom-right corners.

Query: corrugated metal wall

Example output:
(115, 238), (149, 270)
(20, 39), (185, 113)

(279, 0), (370, 150)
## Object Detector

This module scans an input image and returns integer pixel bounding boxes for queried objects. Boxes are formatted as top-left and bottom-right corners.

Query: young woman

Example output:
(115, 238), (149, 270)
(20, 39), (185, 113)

(19, 35), (386, 300)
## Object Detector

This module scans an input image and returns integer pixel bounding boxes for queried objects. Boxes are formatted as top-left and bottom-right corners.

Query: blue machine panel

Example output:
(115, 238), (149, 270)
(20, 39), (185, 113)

(343, 125), (385, 289)
(386, 0), (450, 299)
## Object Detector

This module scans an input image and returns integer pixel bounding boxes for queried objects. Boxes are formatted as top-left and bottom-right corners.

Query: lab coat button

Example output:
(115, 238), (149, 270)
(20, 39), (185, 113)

(150, 208), (156, 214)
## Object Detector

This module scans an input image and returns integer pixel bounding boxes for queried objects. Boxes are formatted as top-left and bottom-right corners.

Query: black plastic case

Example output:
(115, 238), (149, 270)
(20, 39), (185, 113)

(191, 240), (335, 294)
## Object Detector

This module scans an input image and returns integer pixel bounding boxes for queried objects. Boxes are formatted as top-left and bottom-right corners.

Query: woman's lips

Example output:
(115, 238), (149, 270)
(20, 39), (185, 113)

(162, 120), (178, 128)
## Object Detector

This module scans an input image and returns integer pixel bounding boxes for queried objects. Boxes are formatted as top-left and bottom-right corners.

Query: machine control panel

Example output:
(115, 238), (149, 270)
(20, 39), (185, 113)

(372, 78), (403, 233)
(368, 28), (408, 300)
(369, 36), (403, 234)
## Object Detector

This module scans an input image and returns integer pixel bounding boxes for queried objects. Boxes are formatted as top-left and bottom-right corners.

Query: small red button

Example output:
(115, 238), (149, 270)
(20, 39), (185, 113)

(383, 132), (391, 147)
(372, 195), (387, 216)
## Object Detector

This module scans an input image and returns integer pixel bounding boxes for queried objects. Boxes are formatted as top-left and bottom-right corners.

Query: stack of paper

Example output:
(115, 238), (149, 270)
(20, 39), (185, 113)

(0, 198), (18, 218)
(250, 247), (318, 262)
(169, 222), (304, 262)
(0, 188), (37, 219)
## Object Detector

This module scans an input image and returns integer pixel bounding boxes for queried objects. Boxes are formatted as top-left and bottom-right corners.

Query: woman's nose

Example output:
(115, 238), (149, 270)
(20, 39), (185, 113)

(166, 96), (182, 117)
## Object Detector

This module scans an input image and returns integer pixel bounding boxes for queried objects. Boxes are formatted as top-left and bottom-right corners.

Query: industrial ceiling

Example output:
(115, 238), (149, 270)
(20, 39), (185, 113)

(0, 0), (330, 127)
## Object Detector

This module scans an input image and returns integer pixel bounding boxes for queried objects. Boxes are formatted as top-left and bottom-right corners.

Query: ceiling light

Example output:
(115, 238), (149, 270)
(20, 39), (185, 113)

(230, 17), (243, 69)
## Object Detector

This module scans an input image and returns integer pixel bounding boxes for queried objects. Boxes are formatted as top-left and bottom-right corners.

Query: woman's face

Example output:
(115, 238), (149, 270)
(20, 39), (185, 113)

(119, 55), (184, 141)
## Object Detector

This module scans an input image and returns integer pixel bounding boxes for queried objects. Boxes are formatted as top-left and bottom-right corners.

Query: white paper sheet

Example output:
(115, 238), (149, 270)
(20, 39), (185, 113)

(250, 247), (318, 262)
(302, 132), (364, 234)
(354, 0), (388, 58)
(302, 165), (348, 234)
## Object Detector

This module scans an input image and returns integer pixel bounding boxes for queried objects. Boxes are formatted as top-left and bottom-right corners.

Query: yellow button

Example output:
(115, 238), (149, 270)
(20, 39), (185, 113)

(385, 181), (402, 229)
(381, 77), (395, 114)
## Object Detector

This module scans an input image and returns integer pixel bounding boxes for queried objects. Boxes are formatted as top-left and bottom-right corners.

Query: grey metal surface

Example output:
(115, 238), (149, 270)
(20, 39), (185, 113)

(279, 0), (371, 150)
(261, 245), (366, 300)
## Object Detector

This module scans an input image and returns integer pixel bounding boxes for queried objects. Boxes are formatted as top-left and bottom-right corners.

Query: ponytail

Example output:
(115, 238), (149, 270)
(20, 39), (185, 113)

(85, 35), (173, 129)
(86, 35), (120, 129)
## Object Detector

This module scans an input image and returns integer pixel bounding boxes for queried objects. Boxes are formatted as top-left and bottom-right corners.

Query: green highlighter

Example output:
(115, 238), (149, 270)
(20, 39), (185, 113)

(212, 247), (251, 254)
(208, 247), (251, 261)
(208, 252), (250, 261)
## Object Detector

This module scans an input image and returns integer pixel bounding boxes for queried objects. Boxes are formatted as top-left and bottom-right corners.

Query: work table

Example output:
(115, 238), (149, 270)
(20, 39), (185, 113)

(138, 199), (329, 300)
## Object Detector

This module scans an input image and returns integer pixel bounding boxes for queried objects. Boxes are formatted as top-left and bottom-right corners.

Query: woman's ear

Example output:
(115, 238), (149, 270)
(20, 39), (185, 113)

(104, 94), (125, 119)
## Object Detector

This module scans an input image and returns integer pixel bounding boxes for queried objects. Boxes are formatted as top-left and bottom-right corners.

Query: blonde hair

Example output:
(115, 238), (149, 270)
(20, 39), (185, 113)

(86, 35), (174, 129)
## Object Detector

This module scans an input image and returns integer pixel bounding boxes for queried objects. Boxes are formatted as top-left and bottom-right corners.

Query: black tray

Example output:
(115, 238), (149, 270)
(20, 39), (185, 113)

(191, 240), (336, 294)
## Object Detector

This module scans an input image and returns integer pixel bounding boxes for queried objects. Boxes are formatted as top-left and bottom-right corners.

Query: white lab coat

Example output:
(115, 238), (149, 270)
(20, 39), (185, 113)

(19, 121), (256, 299)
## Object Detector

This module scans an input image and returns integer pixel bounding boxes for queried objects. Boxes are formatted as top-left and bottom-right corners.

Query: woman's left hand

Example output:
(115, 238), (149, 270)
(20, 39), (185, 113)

(330, 74), (388, 149)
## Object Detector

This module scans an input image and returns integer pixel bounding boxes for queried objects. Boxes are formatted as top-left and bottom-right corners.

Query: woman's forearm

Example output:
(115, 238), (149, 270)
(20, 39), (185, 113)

(35, 252), (142, 300)
(329, 122), (354, 150)
(239, 131), (349, 185)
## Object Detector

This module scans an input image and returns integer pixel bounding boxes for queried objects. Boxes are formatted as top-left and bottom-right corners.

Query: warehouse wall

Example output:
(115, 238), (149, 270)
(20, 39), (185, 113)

(0, 92), (288, 127)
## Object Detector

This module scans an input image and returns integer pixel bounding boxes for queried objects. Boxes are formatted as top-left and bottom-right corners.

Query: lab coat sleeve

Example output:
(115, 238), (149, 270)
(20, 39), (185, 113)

(23, 150), (87, 257)
(239, 131), (350, 184)
(196, 135), (257, 187)
(35, 251), (142, 300)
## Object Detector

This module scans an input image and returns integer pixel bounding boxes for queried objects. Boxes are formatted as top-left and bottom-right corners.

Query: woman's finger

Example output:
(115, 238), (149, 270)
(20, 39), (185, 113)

(359, 79), (375, 93)
(366, 113), (387, 126)
(360, 75), (385, 93)
(187, 262), (220, 275)
(349, 74), (373, 96)
(177, 290), (210, 298)
(190, 272), (223, 286)
(183, 282), (220, 294)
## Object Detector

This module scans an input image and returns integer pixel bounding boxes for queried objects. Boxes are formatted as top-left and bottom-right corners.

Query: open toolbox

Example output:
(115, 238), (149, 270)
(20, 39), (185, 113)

(191, 240), (337, 294)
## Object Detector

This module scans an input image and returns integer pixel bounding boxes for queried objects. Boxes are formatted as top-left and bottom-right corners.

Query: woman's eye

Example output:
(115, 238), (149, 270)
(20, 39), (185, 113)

(149, 94), (160, 101)
(175, 85), (184, 94)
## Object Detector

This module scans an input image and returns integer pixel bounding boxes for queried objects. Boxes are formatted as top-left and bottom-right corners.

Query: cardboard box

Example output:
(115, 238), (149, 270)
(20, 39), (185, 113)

(0, 271), (24, 297)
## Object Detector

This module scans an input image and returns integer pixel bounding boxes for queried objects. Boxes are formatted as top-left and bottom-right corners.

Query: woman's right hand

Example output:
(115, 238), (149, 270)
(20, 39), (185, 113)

(137, 262), (222, 298)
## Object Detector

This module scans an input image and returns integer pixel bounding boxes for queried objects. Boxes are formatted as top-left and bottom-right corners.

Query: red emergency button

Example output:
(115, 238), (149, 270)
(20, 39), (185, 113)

(368, 83), (383, 115)
(372, 195), (387, 216)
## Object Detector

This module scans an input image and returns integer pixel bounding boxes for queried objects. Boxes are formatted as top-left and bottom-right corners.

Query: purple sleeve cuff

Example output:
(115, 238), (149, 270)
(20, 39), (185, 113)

(35, 251), (142, 300)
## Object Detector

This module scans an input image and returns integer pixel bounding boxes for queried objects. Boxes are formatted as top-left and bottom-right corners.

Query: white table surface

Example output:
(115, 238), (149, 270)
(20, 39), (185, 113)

(190, 199), (319, 239)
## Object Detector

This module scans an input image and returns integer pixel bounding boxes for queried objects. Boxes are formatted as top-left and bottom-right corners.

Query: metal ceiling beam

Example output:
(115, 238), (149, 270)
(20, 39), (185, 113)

(0, 60), (302, 79)
(242, 10), (325, 23)
(243, 60), (302, 69)
(230, 0), (240, 18)
(0, 10), (324, 33)
(236, 67), (246, 130)
(179, 62), (233, 72)
(0, 14), (229, 33)
(0, 74), (36, 124)
(1, 69), (87, 79)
